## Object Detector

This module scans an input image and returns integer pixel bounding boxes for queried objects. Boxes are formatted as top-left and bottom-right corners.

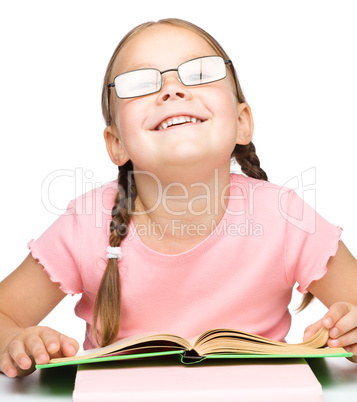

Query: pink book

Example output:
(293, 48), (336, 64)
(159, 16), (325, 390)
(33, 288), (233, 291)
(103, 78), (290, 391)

(72, 357), (322, 401)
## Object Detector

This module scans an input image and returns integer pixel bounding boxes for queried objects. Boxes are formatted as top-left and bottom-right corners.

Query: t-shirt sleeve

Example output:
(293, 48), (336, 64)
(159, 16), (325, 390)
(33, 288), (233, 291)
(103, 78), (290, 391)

(28, 201), (83, 296)
(283, 189), (342, 293)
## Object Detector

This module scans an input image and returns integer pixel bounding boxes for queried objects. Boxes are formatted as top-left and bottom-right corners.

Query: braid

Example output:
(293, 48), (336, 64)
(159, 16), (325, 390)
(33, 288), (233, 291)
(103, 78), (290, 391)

(93, 160), (137, 347)
(297, 292), (315, 312)
(232, 142), (268, 181)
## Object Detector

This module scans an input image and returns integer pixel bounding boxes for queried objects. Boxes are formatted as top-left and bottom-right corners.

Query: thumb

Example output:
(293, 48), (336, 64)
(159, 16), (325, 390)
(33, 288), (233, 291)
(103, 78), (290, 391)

(303, 319), (324, 341)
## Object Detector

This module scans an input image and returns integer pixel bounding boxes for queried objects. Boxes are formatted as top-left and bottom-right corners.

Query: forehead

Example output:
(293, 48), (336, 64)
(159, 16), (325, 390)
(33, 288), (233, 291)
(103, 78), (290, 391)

(112, 24), (217, 77)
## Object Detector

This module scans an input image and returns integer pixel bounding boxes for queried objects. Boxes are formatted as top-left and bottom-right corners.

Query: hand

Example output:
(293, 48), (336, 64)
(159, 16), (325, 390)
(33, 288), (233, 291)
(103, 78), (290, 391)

(0, 326), (79, 377)
(303, 302), (357, 363)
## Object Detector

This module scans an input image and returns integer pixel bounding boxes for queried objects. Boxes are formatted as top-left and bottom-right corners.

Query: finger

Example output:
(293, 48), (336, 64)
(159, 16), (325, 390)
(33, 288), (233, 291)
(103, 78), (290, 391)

(327, 327), (357, 349)
(0, 352), (18, 378)
(38, 327), (62, 355)
(13, 356), (36, 377)
(59, 335), (79, 357)
(322, 302), (352, 329)
(303, 319), (323, 341)
(22, 333), (49, 365)
(328, 312), (357, 340)
(7, 339), (34, 370)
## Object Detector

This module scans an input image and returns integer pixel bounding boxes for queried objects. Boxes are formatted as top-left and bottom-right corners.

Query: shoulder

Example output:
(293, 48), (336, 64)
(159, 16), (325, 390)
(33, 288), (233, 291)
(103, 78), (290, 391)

(68, 179), (117, 212)
(228, 173), (300, 221)
(230, 173), (292, 197)
(60, 179), (117, 234)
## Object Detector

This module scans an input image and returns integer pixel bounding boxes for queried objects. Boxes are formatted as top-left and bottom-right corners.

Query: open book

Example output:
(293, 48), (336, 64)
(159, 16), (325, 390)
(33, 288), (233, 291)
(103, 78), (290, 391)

(36, 326), (351, 369)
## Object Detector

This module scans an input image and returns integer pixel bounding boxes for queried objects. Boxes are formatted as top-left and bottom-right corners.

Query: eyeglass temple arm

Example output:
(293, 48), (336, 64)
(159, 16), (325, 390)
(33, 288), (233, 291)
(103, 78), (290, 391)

(225, 60), (239, 100)
(107, 83), (115, 126)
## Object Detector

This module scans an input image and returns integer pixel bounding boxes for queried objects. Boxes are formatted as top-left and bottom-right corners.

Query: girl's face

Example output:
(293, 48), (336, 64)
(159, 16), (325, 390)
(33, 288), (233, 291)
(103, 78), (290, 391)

(105, 24), (252, 180)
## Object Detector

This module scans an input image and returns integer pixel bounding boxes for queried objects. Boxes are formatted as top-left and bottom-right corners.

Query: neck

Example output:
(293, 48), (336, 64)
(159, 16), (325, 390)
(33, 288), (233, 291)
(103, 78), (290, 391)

(130, 165), (232, 254)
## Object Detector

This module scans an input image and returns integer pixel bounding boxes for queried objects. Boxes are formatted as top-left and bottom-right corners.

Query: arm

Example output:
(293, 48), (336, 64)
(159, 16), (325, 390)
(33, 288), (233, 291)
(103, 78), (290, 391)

(304, 241), (357, 361)
(0, 253), (79, 377)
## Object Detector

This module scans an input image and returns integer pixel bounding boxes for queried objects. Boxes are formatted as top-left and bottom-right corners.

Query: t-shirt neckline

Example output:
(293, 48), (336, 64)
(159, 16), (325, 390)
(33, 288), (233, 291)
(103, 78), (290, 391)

(127, 174), (239, 264)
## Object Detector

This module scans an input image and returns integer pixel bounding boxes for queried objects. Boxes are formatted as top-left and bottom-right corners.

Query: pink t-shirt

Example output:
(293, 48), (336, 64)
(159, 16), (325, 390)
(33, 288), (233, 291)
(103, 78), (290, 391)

(28, 174), (341, 349)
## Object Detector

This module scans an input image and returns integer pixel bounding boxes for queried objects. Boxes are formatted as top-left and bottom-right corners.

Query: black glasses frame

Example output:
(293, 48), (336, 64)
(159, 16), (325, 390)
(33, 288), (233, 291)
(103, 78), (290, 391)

(106, 57), (239, 126)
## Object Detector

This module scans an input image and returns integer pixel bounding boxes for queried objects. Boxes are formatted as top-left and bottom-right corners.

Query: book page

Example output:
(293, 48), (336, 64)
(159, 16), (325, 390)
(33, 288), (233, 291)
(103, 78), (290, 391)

(192, 327), (345, 356)
(48, 326), (342, 365)
(49, 333), (192, 364)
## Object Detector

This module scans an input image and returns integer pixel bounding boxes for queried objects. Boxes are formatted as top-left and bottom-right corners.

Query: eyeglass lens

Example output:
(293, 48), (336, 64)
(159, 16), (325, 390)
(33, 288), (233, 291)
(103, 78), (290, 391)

(113, 56), (227, 99)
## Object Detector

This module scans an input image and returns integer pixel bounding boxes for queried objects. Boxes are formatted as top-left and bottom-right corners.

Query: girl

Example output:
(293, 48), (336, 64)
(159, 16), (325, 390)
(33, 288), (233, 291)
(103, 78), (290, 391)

(1, 18), (357, 378)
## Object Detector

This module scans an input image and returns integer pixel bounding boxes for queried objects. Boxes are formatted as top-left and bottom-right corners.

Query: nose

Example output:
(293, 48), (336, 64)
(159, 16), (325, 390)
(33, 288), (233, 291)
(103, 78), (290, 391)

(156, 72), (192, 103)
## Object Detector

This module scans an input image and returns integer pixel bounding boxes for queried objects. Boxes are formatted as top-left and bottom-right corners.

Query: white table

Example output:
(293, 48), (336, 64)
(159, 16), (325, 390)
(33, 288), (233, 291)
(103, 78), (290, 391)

(0, 357), (356, 401)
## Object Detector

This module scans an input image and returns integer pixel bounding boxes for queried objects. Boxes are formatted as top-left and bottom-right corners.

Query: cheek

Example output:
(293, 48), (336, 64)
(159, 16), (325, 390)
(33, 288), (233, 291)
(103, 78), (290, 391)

(211, 87), (239, 136)
(113, 101), (155, 166)
(114, 101), (143, 143)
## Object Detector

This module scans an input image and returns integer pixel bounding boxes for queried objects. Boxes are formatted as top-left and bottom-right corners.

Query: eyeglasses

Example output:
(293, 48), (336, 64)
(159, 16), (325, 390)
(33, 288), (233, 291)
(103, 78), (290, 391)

(106, 55), (238, 125)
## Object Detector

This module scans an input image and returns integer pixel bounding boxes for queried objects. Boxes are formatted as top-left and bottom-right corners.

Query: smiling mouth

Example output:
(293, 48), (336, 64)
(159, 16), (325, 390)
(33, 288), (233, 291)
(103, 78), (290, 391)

(155, 115), (204, 131)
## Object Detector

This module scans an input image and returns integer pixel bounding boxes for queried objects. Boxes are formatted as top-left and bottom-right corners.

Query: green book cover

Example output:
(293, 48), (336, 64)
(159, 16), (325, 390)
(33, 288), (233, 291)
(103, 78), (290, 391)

(36, 349), (352, 369)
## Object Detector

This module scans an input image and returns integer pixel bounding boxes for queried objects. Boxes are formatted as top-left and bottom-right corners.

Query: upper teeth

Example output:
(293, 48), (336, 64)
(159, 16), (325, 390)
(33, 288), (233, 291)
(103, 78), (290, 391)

(157, 116), (202, 130)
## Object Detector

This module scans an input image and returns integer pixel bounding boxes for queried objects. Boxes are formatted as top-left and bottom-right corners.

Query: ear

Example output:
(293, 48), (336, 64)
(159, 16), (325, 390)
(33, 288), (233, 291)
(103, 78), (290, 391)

(103, 125), (130, 166)
(236, 103), (254, 145)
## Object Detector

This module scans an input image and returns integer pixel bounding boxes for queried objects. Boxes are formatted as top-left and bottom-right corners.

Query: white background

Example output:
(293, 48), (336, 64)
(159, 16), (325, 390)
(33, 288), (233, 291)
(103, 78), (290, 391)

(0, 0), (356, 347)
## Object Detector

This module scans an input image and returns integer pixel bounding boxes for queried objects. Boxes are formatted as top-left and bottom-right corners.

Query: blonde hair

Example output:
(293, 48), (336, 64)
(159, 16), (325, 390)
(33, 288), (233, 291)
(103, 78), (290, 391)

(94, 18), (310, 347)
